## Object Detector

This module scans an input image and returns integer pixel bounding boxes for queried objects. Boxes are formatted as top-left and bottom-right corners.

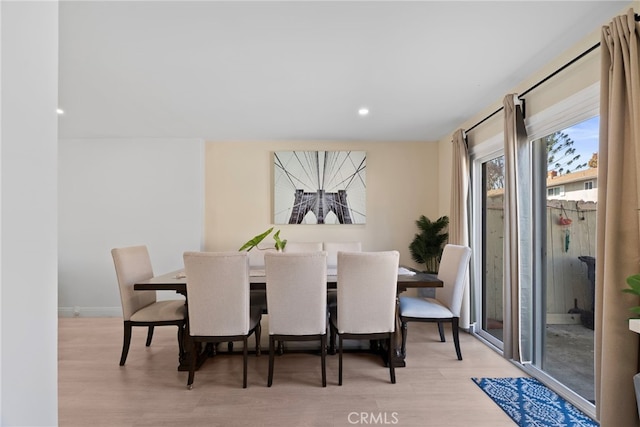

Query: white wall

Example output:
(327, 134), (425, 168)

(1, 2), (58, 425)
(58, 138), (204, 316)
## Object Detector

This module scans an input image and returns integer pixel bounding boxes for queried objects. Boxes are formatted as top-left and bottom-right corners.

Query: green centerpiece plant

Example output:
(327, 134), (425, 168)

(239, 227), (287, 252)
(409, 215), (449, 273)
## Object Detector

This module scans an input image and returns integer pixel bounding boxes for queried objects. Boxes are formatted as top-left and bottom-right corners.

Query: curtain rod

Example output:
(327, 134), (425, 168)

(465, 12), (638, 134)
(465, 41), (600, 134)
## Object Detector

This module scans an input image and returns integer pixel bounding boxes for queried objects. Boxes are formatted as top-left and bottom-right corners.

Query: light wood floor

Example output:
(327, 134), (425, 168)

(59, 317), (525, 427)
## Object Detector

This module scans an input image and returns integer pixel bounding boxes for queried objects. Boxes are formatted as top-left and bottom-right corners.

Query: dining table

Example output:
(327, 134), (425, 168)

(135, 266), (443, 370)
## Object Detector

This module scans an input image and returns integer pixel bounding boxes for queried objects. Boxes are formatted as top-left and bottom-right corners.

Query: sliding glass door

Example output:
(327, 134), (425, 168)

(531, 116), (598, 404)
(471, 111), (598, 411)
(472, 140), (505, 350)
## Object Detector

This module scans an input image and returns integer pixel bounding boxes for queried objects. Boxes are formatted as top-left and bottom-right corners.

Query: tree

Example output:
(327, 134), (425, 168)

(545, 131), (587, 175)
(485, 157), (505, 190)
(484, 131), (588, 190)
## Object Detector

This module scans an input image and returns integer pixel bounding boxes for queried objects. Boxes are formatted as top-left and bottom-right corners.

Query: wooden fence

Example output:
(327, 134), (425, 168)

(485, 196), (596, 324)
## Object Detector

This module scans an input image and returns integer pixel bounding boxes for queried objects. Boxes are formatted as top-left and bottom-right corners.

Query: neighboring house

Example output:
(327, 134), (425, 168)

(485, 165), (598, 202)
(547, 167), (598, 202)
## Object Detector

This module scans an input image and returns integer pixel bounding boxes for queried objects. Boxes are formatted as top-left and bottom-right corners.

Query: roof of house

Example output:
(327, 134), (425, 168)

(547, 167), (598, 186)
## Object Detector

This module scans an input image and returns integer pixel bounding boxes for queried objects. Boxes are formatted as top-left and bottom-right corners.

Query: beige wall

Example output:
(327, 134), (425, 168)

(205, 140), (439, 270)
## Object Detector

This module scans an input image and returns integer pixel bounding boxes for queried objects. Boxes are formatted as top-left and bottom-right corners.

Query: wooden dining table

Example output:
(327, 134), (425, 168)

(135, 267), (442, 370)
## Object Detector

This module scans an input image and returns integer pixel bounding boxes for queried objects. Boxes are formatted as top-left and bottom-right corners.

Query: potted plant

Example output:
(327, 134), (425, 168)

(624, 273), (640, 333)
(409, 215), (449, 273)
(239, 227), (287, 252)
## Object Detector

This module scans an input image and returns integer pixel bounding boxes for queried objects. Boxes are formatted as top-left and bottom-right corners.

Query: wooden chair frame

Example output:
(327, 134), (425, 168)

(399, 315), (462, 360)
(329, 324), (395, 385)
(267, 333), (327, 387)
(120, 319), (185, 366)
(188, 322), (261, 389)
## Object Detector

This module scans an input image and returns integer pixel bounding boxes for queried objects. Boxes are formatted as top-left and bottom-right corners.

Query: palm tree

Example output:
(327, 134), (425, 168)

(409, 215), (449, 273)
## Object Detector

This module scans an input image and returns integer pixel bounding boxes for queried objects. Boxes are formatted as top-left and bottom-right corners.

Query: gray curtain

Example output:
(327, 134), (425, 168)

(596, 9), (640, 426)
(450, 129), (471, 328)
(503, 94), (532, 363)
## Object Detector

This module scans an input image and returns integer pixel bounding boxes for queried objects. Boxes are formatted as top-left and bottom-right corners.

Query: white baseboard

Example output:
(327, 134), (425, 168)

(58, 306), (121, 318)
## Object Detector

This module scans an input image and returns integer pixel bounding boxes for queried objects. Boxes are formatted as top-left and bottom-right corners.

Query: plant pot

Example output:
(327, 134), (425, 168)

(629, 318), (640, 334)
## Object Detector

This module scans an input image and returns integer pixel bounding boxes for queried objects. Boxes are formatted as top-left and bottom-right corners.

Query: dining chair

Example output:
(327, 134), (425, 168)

(283, 241), (323, 253)
(275, 241), (322, 353)
(323, 241), (362, 353)
(111, 245), (186, 366)
(398, 244), (472, 360)
(183, 251), (262, 389)
(323, 242), (362, 274)
(329, 251), (399, 385)
(264, 251), (328, 387)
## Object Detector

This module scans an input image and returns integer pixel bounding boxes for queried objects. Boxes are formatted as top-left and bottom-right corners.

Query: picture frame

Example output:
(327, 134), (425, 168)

(273, 151), (366, 224)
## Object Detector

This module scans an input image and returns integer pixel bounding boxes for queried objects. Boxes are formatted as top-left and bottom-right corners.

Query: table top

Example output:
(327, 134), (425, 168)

(134, 267), (442, 293)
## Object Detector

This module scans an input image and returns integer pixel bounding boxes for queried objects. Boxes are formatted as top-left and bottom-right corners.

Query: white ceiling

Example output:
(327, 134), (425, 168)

(58, 1), (629, 142)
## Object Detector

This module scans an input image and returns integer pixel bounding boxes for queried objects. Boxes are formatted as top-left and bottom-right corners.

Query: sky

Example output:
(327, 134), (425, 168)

(562, 115), (599, 165)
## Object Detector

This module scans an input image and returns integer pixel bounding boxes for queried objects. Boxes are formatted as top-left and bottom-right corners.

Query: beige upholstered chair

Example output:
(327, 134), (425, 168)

(323, 242), (362, 274)
(183, 251), (262, 389)
(276, 242), (322, 352)
(329, 251), (399, 385)
(111, 245), (186, 366)
(323, 242), (362, 353)
(398, 244), (472, 360)
(283, 241), (323, 253)
(264, 251), (328, 387)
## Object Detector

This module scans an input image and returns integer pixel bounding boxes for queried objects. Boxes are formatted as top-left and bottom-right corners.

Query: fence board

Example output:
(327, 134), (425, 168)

(484, 196), (596, 323)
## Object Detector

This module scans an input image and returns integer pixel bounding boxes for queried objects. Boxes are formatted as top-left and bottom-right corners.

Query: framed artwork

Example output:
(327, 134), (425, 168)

(274, 151), (366, 224)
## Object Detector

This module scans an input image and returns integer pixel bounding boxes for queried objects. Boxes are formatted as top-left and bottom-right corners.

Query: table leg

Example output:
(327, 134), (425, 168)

(390, 296), (407, 367)
(177, 301), (208, 372)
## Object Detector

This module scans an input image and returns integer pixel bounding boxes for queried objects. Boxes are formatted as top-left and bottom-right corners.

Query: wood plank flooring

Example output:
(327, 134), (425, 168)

(59, 317), (525, 427)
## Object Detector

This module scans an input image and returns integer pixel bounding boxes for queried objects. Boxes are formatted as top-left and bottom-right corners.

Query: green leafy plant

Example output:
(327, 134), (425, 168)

(272, 230), (286, 251)
(409, 215), (449, 273)
(238, 227), (287, 252)
(623, 274), (640, 315)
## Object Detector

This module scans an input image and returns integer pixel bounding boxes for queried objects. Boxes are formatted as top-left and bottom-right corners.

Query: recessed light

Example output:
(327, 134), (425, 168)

(358, 107), (369, 116)
(57, 108), (65, 115)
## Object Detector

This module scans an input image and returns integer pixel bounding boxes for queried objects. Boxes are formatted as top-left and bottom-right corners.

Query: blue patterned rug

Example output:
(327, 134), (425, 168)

(472, 377), (598, 427)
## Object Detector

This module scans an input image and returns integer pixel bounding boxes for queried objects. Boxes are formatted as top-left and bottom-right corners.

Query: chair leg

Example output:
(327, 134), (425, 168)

(321, 335), (327, 388)
(255, 322), (262, 357)
(438, 322), (445, 342)
(452, 318), (462, 360)
(120, 321), (133, 366)
(268, 336), (275, 387)
(400, 320), (408, 358)
(388, 335), (396, 384)
(338, 336), (344, 386)
(145, 326), (154, 347)
(243, 337), (248, 388)
(228, 342), (234, 352)
(187, 337), (196, 389)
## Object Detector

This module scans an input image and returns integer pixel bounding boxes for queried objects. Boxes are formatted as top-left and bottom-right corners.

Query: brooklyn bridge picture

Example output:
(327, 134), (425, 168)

(273, 151), (366, 225)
